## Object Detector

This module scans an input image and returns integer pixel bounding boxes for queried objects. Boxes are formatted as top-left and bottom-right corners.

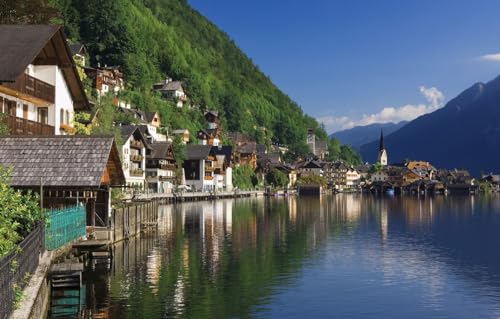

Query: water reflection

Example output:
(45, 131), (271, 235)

(73, 195), (500, 319)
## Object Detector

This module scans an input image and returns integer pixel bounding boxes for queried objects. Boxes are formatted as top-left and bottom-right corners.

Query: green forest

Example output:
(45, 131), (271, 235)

(5, 0), (361, 164)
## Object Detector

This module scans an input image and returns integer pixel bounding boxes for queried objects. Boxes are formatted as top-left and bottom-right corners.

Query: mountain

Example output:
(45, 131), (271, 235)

(359, 75), (500, 175)
(330, 122), (407, 149)
(51, 0), (328, 153)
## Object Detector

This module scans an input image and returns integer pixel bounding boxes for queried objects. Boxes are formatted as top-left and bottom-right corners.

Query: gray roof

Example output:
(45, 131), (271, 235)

(119, 125), (150, 149)
(155, 81), (183, 92)
(0, 25), (59, 82)
(186, 145), (212, 160)
(149, 142), (173, 160)
(0, 25), (90, 110)
(237, 142), (256, 154)
(0, 136), (125, 187)
(69, 42), (87, 56)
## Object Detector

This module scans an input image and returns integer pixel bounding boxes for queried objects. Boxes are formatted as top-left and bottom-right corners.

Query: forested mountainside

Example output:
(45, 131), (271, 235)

(2, 0), (360, 163)
(52, 1), (327, 151)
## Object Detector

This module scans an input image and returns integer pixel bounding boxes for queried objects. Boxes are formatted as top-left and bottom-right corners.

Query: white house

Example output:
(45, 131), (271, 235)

(146, 142), (176, 193)
(120, 125), (149, 189)
(153, 78), (187, 108)
(371, 170), (389, 183)
(345, 168), (361, 189)
(183, 145), (232, 191)
(0, 25), (90, 135)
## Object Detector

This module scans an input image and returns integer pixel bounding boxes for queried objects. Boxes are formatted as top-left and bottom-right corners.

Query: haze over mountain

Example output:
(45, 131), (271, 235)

(330, 121), (407, 149)
(360, 75), (500, 175)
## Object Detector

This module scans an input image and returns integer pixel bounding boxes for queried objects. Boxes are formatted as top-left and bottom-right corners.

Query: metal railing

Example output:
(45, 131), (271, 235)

(0, 223), (44, 319)
(45, 205), (86, 251)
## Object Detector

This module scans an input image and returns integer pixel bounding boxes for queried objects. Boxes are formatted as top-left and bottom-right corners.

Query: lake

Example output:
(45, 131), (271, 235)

(57, 195), (500, 318)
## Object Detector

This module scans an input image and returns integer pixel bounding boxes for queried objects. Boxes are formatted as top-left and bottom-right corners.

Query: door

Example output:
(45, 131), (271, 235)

(23, 104), (28, 119)
(38, 107), (48, 124)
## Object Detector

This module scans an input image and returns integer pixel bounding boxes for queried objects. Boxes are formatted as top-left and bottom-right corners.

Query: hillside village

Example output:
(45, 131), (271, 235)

(1, 25), (499, 206)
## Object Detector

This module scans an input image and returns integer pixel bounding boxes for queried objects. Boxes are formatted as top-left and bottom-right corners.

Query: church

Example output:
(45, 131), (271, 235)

(377, 130), (388, 166)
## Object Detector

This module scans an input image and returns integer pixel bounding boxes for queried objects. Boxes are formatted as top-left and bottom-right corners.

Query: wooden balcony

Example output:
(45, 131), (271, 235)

(130, 140), (143, 148)
(130, 168), (144, 177)
(160, 163), (176, 170)
(3, 74), (55, 104)
(130, 154), (144, 162)
(3, 114), (54, 135)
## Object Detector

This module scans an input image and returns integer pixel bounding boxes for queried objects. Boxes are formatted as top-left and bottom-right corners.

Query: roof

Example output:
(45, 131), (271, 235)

(0, 136), (125, 187)
(0, 25), (90, 110)
(119, 125), (150, 149)
(315, 140), (328, 152)
(204, 111), (219, 118)
(155, 80), (183, 91)
(186, 145), (212, 160)
(237, 142), (256, 154)
(149, 142), (173, 160)
(68, 42), (87, 56)
(256, 144), (267, 154)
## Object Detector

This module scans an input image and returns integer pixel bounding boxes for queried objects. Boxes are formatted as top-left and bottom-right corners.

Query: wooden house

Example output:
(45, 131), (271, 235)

(0, 136), (125, 228)
(0, 25), (90, 136)
(183, 145), (233, 191)
(84, 65), (124, 97)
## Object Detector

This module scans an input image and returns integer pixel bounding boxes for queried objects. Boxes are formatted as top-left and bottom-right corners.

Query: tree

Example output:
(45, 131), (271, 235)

(265, 169), (288, 189)
(0, 0), (59, 24)
(0, 166), (41, 257)
(0, 114), (9, 136)
(233, 164), (258, 190)
(296, 175), (327, 187)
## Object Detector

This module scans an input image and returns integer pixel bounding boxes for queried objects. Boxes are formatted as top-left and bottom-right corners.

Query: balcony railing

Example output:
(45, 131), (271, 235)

(130, 168), (144, 177)
(130, 154), (144, 162)
(130, 140), (143, 148)
(204, 176), (214, 180)
(3, 114), (54, 135)
(160, 163), (176, 170)
(3, 73), (55, 103)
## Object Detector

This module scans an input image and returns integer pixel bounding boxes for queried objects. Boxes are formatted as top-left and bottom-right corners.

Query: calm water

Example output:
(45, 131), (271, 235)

(62, 195), (500, 318)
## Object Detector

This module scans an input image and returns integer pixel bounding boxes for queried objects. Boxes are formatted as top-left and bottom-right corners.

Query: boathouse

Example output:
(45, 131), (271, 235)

(0, 136), (125, 229)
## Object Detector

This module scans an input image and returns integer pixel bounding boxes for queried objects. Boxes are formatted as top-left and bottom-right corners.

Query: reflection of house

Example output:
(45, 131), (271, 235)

(183, 145), (232, 191)
(0, 25), (90, 136)
(153, 77), (187, 108)
(146, 142), (176, 193)
(0, 136), (125, 227)
(120, 126), (149, 188)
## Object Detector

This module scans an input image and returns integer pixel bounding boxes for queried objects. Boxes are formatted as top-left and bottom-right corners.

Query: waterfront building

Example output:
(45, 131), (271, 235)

(120, 125), (149, 189)
(146, 142), (177, 193)
(0, 136), (125, 227)
(377, 129), (388, 166)
(0, 25), (90, 135)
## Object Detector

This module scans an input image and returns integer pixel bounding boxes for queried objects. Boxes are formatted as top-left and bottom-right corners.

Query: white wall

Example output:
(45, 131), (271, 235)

(54, 66), (75, 133)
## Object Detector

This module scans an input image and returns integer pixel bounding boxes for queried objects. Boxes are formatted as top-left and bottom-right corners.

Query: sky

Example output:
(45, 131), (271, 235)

(188, 0), (500, 133)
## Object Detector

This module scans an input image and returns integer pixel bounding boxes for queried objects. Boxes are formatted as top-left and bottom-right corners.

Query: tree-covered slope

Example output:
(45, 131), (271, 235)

(53, 0), (324, 149)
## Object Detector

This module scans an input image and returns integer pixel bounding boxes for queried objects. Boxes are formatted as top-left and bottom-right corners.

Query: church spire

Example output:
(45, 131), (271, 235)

(379, 129), (385, 151)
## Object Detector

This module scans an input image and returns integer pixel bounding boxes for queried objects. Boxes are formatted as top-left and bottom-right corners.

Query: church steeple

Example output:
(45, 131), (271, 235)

(379, 129), (385, 152)
(377, 129), (388, 166)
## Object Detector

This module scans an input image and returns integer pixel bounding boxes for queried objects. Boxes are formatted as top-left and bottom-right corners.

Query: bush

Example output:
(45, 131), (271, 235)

(233, 164), (258, 190)
(0, 166), (41, 257)
(296, 175), (327, 187)
(265, 169), (288, 189)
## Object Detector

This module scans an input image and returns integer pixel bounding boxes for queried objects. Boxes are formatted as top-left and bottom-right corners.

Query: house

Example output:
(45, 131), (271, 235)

(325, 161), (348, 190)
(234, 142), (258, 170)
(183, 145), (233, 191)
(197, 111), (222, 146)
(345, 167), (361, 190)
(146, 142), (176, 193)
(0, 25), (90, 135)
(480, 173), (500, 192)
(370, 169), (389, 183)
(0, 136), (125, 227)
(116, 106), (166, 142)
(120, 125), (149, 189)
(172, 129), (190, 144)
(299, 160), (323, 177)
(153, 77), (187, 108)
(84, 65), (124, 97)
(68, 42), (88, 67)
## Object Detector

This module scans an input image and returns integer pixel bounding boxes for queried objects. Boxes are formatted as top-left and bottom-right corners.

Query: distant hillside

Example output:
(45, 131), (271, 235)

(360, 75), (500, 175)
(330, 121), (407, 149)
(53, 0), (326, 151)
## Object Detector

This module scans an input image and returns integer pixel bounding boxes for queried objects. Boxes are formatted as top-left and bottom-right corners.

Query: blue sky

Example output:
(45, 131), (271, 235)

(188, 0), (500, 133)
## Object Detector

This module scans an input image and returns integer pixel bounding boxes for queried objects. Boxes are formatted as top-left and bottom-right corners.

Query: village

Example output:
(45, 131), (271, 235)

(2, 24), (500, 319)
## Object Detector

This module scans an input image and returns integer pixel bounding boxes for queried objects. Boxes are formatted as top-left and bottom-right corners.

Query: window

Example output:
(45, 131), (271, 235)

(60, 109), (64, 125)
(65, 110), (70, 125)
(23, 104), (29, 119)
(38, 108), (48, 124)
(0, 96), (3, 113)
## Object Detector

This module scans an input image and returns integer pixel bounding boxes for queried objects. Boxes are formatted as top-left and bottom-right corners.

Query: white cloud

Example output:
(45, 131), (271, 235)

(480, 53), (500, 62)
(318, 86), (445, 133)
